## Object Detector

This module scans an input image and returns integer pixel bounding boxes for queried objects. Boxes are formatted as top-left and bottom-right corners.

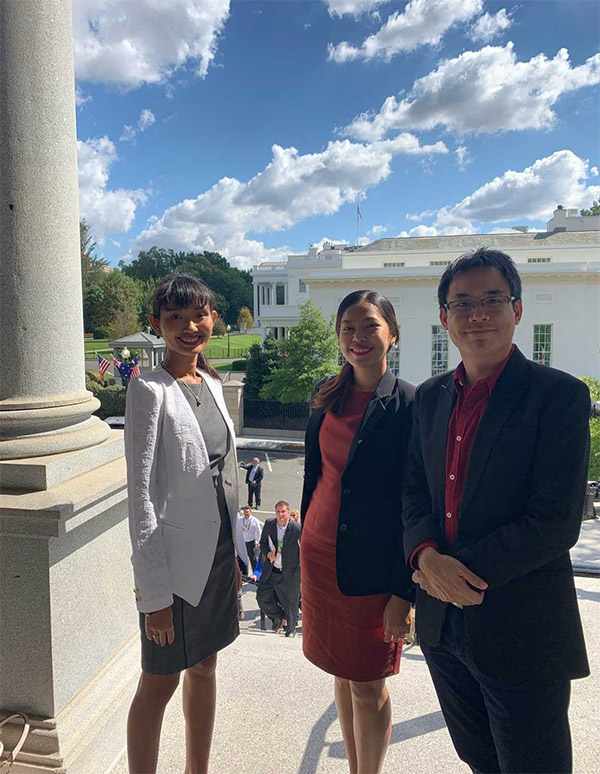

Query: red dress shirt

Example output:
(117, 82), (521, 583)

(411, 346), (514, 567)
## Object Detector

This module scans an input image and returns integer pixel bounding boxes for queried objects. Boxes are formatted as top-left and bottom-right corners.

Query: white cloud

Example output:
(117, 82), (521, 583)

(396, 224), (472, 237)
(469, 9), (513, 43)
(133, 134), (447, 266)
(327, 0), (482, 63)
(455, 145), (472, 171)
(434, 150), (600, 230)
(77, 136), (147, 243)
(324, 0), (388, 17)
(75, 85), (91, 107)
(406, 208), (435, 221)
(120, 108), (157, 142)
(591, 166), (599, 177)
(368, 224), (389, 237)
(73, 0), (230, 89)
(344, 44), (600, 140)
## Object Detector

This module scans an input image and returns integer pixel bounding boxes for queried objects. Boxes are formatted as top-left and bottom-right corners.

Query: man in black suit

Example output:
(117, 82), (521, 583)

(257, 500), (301, 637)
(242, 457), (264, 508)
(403, 248), (590, 774)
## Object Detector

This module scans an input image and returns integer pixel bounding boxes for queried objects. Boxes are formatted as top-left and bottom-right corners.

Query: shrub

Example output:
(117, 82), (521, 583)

(231, 359), (247, 371)
(86, 377), (127, 420)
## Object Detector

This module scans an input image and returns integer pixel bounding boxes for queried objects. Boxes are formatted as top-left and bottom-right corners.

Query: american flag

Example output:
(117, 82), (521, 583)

(97, 354), (111, 385)
(357, 204), (363, 220)
(114, 355), (140, 382)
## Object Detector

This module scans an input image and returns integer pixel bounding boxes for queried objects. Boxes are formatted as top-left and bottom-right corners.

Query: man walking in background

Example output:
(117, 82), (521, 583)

(257, 501), (301, 637)
(403, 248), (590, 774)
(242, 457), (264, 508)
(239, 505), (261, 574)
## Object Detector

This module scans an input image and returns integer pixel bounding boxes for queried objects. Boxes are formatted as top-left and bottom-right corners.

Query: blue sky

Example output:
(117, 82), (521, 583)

(73, 0), (600, 268)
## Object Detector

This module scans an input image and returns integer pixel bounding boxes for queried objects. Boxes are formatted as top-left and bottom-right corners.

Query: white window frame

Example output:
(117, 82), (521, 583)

(431, 325), (449, 375)
(533, 324), (552, 366)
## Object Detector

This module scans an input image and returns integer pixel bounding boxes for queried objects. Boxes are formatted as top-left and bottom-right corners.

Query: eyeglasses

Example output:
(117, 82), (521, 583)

(444, 295), (517, 315)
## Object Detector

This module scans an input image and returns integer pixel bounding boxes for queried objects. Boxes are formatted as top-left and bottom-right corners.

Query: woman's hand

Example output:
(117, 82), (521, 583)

(383, 596), (412, 643)
(145, 606), (175, 647)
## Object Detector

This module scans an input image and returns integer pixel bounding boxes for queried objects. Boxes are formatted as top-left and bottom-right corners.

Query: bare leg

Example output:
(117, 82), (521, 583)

(335, 677), (358, 774)
(349, 678), (391, 774)
(183, 653), (218, 774)
(127, 671), (180, 774)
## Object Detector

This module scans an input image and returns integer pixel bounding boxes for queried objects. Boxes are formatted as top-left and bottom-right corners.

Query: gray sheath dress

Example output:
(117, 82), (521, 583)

(140, 379), (239, 674)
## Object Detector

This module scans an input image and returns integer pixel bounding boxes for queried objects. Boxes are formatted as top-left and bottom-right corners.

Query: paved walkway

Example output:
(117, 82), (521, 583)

(110, 574), (600, 774)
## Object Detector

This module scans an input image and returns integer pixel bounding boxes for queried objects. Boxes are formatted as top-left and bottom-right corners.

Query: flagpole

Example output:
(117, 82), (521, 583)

(356, 207), (359, 246)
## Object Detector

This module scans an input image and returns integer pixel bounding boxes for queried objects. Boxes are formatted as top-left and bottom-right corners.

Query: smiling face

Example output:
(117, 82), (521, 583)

(148, 299), (218, 359)
(338, 301), (396, 372)
(440, 266), (522, 364)
(275, 503), (290, 527)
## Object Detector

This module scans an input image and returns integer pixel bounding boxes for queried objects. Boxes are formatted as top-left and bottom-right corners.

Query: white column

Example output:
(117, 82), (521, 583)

(0, 0), (110, 459)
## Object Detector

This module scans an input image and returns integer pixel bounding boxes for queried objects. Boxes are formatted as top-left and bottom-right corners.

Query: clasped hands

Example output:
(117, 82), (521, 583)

(412, 547), (488, 606)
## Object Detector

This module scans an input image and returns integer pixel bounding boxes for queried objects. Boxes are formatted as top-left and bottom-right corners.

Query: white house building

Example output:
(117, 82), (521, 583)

(252, 209), (600, 385)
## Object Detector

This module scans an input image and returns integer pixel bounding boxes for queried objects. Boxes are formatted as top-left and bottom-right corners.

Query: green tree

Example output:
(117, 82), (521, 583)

(579, 376), (600, 478)
(213, 316), (227, 338)
(121, 247), (253, 325)
(580, 201), (600, 216)
(261, 301), (338, 403)
(244, 341), (276, 398)
(237, 306), (254, 333)
(83, 270), (141, 338)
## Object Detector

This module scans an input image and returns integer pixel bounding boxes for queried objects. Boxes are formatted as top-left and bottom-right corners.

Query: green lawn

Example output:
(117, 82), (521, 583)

(84, 334), (260, 360)
(84, 338), (110, 355)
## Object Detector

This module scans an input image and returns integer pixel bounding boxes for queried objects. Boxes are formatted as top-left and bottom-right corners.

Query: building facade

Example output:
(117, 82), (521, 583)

(252, 211), (600, 385)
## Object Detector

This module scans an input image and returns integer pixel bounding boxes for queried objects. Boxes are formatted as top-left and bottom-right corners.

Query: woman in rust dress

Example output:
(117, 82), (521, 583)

(300, 290), (415, 774)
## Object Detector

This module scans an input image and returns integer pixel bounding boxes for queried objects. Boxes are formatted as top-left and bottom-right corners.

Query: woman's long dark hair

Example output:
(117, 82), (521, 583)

(313, 290), (399, 415)
(150, 273), (221, 380)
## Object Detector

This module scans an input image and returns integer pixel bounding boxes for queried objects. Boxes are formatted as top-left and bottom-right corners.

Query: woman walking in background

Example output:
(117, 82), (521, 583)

(301, 290), (415, 774)
(125, 274), (240, 774)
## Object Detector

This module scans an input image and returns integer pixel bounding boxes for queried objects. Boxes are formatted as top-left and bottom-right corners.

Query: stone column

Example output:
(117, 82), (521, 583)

(223, 381), (245, 436)
(0, 0), (110, 460)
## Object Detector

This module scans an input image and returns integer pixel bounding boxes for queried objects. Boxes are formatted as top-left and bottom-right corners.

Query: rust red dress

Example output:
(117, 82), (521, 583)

(301, 389), (402, 682)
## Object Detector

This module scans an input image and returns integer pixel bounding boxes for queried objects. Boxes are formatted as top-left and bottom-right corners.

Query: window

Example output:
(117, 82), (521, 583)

(388, 341), (401, 376)
(431, 325), (449, 375)
(533, 324), (552, 366)
(298, 279), (306, 293)
(430, 260), (451, 266)
(527, 257), (551, 263)
(383, 261), (405, 268)
(260, 285), (271, 305)
(276, 284), (285, 305)
(533, 292), (554, 303)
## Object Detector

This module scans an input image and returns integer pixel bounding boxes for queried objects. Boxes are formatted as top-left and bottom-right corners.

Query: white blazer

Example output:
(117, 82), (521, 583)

(124, 366), (239, 613)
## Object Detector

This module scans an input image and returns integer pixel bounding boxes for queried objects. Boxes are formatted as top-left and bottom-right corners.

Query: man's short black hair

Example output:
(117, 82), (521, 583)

(438, 247), (522, 307)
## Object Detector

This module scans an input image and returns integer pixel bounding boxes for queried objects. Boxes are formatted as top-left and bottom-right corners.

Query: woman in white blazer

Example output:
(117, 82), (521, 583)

(125, 273), (240, 774)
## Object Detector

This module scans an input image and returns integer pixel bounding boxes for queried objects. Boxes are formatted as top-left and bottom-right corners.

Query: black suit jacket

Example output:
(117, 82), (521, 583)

(403, 346), (590, 682)
(259, 517), (301, 584)
(245, 465), (264, 485)
(301, 369), (415, 600)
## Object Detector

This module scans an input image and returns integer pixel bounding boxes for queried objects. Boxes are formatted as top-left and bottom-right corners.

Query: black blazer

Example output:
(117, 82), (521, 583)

(403, 346), (590, 683)
(245, 465), (264, 484)
(301, 369), (415, 600)
(259, 517), (301, 584)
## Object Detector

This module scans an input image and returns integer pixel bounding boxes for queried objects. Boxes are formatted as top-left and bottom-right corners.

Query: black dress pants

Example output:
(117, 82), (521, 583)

(247, 481), (261, 507)
(245, 540), (257, 572)
(421, 606), (572, 774)
(256, 569), (299, 635)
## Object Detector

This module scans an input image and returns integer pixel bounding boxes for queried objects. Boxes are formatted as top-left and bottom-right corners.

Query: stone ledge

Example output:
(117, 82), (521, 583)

(0, 456), (127, 537)
(0, 433), (124, 492)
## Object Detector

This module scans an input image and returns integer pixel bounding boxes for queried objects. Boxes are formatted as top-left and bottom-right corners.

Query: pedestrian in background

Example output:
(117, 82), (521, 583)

(124, 274), (240, 774)
(238, 505), (261, 573)
(241, 457), (264, 508)
(301, 290), (415, 774)
(257, 501), (301, 636)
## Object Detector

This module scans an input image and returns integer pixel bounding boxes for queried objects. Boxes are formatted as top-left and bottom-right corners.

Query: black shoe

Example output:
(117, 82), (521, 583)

(284, 628), (296, 638)
(272, 617), (282, 633)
